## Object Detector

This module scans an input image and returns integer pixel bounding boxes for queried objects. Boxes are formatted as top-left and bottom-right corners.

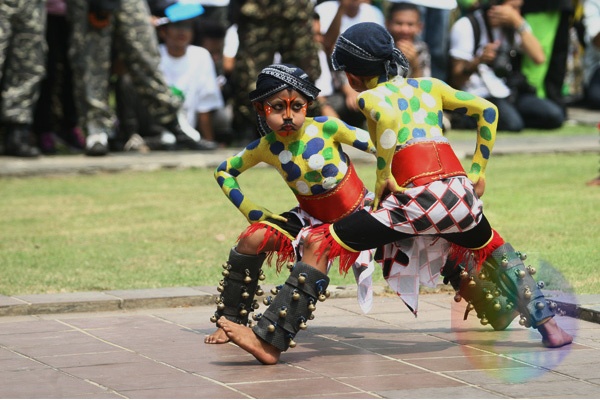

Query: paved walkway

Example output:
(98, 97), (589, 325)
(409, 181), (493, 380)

(1, 107), (599, 398)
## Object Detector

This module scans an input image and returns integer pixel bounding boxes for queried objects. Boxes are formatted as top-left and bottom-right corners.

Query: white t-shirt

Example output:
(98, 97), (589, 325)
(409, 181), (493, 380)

(449, 11), (518, 99)
(315, 1), (385, 35)
(159, 45), (224, 129)
(583, 0), (600, 85)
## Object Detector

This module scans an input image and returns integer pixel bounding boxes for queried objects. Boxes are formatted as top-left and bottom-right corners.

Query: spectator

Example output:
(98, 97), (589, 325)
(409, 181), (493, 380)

(0, 0), (45, 158)
(448, 0), (565, 132)
(314, 0), (385, 129)
(67, 0), (216, 156)
(228, 0), (321, 145)
(583, 0), (600, 109)
(33, 0), (85, 155)
(386, 2), (431, 78)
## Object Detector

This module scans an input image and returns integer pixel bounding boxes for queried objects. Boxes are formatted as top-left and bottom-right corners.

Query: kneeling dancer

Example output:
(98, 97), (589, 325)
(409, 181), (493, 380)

(219, 22), (572, 364)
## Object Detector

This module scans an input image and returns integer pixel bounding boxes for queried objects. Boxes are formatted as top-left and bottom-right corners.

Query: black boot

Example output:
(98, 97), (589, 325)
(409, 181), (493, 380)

(163, 119), (217, 151)
(4, 124), (40, 157)
(252, 262), (330, 351)
(482, 243), (556, 328)
(210, 248), (266, 326)
(442, 256), (518, 331)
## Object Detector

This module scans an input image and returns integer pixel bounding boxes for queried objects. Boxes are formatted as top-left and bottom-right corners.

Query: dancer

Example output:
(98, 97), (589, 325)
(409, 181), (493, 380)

(207, 64), (377, 344)
(218, 23), (573, 365)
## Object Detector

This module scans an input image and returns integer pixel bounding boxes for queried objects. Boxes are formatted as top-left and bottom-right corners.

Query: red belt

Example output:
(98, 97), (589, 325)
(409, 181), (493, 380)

(295, 159), (365, 223)
(391, 141), (466, 187)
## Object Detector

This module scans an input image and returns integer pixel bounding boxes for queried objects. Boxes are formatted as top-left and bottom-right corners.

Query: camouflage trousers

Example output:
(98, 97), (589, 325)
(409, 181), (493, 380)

(230, 16), (321, 140)
(67, 0), (181, 136)
(0, 0), (46, 125)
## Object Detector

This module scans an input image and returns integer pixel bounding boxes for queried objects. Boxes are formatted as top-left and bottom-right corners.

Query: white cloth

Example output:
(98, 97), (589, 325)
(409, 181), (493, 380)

(315, 1), (385, 35)
(387, 0), (457, 10)
(584, 0), (600, 85)
(449, 10), (519, 99)
(315, 49), (334, 97)
(159, 45), (224, 129)
(223, 24), (239, 58)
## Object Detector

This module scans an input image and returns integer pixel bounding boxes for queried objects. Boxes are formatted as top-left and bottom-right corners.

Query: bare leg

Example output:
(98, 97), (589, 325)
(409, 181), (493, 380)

(219, 317), (281, 365)
(537, 317), (573, 348)
(204, 327), (230, 344)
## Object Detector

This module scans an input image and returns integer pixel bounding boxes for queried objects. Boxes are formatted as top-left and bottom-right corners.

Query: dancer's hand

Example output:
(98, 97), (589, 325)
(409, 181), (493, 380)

(373, 176), (405, 210)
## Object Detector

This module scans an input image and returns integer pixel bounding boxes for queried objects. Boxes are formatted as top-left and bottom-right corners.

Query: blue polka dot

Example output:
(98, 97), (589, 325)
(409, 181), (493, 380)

(407, 78), (419, 88)
(230, 168), (240, 177)
(248, 209), (264, 221)
(483, 107), (497, 124)
(358, 98), (365, 109)
(314, 116), (328, 123)
(453, 107), (468, 115)
(230, 189), (244, 207)
(353, 139), (368, 151)
(216, 161), (227, 172)
(270, 141), (284, 155)
(216, 176), (225, 187)
(398, 98), (409, 110)
(480, 144), (490, 159)
(437, 111), (443, 127)
(322, 163), (339, 178)
(343, 121), (356, 130)
(247, 139), (260, 150)
(282, 162), (301, 181)
(304, 137), (325, 159)
(413, 128), (426, 137)
(311, 184), (326, 195)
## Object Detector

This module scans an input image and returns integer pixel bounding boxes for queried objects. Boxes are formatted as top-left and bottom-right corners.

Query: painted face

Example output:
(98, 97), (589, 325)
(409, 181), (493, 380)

(262, 89), (309, 137)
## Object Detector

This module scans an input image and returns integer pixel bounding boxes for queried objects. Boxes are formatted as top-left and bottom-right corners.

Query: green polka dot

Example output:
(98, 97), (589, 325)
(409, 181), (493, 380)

(398, 127), (410, 142)
(385, 96), (393, 107)
(375, 111), (381, 121)
(420, 80), (432, 93)
(223, 177), (239, 189)
(323, 147), (334, 160)
(402, 112), (412, 124)
(289, 140), (306, 156)
(469, 163), (481, 175)
(472, 113), (480, 122)
(322, 120), (339, 138)
(456, 91), (476, 101)
(385, 83), (399, 93)
(265, 132), (276, 144)
(480, 126), (492, 141)
(409, 97), (420, 111)
(377, 157), (386, 170)
(231, 156), (243, 169)
(304, 171), (322, 182)
(425, 111), (438, 126)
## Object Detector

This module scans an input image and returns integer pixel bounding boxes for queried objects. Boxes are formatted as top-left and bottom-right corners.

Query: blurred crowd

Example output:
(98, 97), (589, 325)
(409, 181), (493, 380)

(0, 0), (598, 158)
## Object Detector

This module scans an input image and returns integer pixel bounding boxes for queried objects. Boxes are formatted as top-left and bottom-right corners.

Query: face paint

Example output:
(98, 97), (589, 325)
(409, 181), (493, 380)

(263, 91), (309, 137)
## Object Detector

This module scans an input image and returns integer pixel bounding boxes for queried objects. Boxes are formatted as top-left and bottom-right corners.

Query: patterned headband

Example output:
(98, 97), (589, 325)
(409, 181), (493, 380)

(249, 64), (321, 103)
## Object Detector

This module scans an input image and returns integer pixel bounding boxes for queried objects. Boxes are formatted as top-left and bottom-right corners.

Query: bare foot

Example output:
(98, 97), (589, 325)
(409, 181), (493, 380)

(204, 327), (230, 344)
(218, 317), (281, 365)
(537, 318), (573, 348)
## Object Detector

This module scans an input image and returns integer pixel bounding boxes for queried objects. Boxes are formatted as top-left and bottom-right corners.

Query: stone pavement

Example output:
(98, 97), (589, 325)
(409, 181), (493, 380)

(1, 293), (599, 399)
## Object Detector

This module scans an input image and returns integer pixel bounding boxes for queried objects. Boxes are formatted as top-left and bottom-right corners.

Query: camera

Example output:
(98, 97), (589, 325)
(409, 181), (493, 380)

(491, 40), (517, 78)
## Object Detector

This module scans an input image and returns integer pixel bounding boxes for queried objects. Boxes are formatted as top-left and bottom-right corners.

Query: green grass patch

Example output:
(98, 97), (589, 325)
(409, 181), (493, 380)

(1, 151), (598, 296)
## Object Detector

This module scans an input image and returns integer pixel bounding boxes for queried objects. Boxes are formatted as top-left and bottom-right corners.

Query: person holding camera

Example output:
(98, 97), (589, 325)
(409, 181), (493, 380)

(447, 0), (565, 132)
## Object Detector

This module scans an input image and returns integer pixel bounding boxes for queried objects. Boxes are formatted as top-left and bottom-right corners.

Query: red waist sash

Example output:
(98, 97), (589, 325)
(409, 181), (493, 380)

(391, 141), (466, 187)
(295, 159), (365, 223)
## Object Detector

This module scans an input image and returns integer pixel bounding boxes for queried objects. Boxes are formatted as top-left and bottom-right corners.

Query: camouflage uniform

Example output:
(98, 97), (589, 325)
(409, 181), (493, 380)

(230, 0), (321, 141)
(66, 0), (182, 137)
(0, 0), (47, 125)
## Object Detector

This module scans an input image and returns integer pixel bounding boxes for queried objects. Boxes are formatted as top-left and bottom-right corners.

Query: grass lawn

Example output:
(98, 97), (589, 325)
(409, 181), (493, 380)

(0, 145), (598, 296)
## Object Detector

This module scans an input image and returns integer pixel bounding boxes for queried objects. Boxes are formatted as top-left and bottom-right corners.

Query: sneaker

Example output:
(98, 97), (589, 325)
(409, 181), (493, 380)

(85, 132), (109, 156)
(64, 127), (86, 151)
(38, 132), (57, 155)
(123, 133), (150, 153)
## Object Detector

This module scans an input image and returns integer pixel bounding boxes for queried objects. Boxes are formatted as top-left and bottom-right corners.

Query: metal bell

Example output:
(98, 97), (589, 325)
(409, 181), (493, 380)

(263, 296), (273, 306)
(271, 287), (279, 295)
(252, 300), (260, 309)
(242, 290), (250, 299)
(292, 290), (300, 301)
(468, 277), (476, 287)
(519, 252), (527, 261)
(308, 302), (316, 311)
(244, 275), (252, 284)
(537, 281), (545, 289)
(480, 316), (489, 325)
(459, 270), (469, 279)
(308, 313), (315, 320)
(252, 313), (263, 321)
(259, 272), (266, 281)
(298, 317), (307, 330)
(501, 256), (508, 267)
(298, 273), (307, 284)
(466, 302), (474, 311)
(519, 317), (527, 326)
(318, 293), (327, 302)
(506, 302), (513, 310)
(288, 339), (297, 348)
(217, 285), (224, 293)
(256, 287), (264, 296)
(222, 262), (230, 269)
(535, 301), (545, 310)
(526, 265), (536, 275)
(217, 302), (225, 310)
(524, 287), (532, 299)
(478, 272), (487, 280)
(287, 263), (294, 271)
(267, 324), (276, 333)
(210, 315), (218, 323)
(493, 301), (501, 311)
(453, 293), (462, 302)
(549, 301), (557, 310)
(516, 269), (526, 279)
(239, 308), (248, 317)
(222, 269), (230, 277)
(279, 306), (287, 318)
(325, 290), (331, 298)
